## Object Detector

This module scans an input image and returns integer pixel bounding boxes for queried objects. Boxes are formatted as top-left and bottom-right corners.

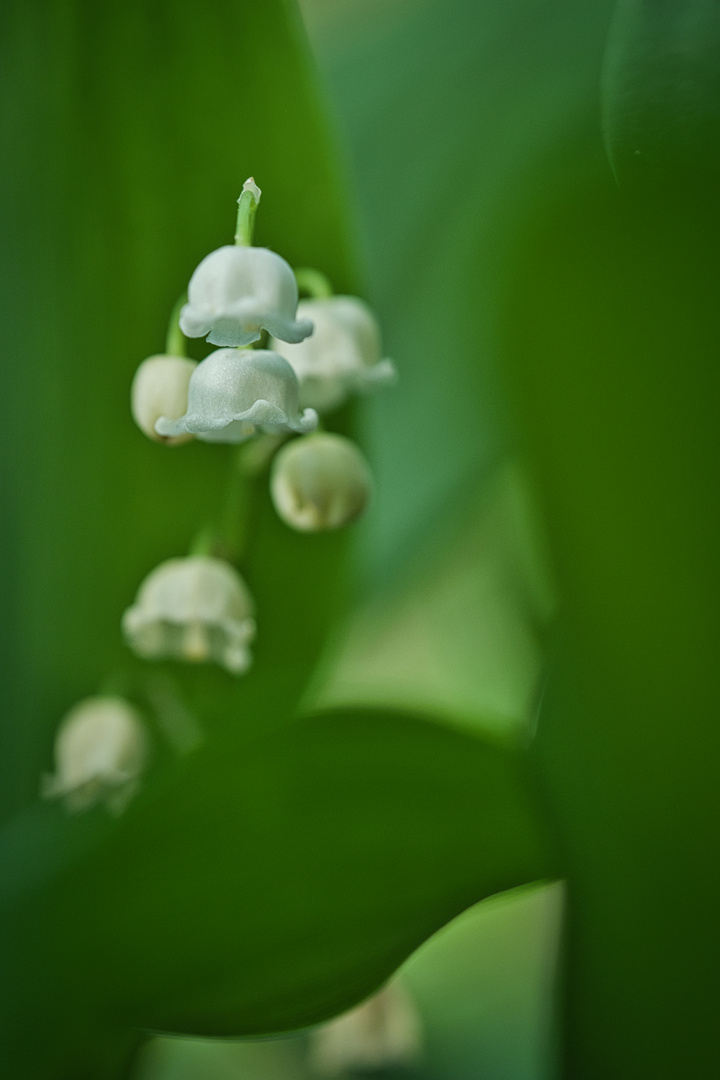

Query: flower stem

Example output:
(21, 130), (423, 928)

(165, 292), (188, 356)
(234, 177), (261, 246)
(294, 266), (334, 299)
(221, 451), (252, 563)
(189, 526), (217, 557)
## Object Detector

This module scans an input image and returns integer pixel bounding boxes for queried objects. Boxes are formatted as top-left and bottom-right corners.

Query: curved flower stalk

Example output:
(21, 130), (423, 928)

(131, 354), (198, 445)
(271, 432), (372, 531)
(179, 246), (314, 348)
(308, 982), (423, 1076)
(122, 555), (256, 675)
(41, 697), (149, 814)
(154, 348), (318, 443)
(271, 295), (396, 413)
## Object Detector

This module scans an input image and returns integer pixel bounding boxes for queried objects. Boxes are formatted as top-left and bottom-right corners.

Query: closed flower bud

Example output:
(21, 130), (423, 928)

(179, 246), (314, 348)
(271, 432), (372, 532)
(41, 697), (149, 814)
(308, 983), (423, 1076)
(154, 349), (317, 443)
(270, 295), (396, 413)
(122, 555), (256, 675)
(131, 354), (197, 445)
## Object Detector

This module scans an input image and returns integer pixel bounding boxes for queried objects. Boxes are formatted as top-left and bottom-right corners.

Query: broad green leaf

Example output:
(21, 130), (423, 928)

(0, 709), (556, 1074)
(136, 883), (563, 1080)
(0, 0), (358, 821)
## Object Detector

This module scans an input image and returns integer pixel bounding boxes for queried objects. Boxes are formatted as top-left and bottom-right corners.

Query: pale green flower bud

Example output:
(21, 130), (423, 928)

(271, 295), (396, 413)
(154, 349), (317, 443)
(122, 555), (255, 675)
(270, 433), (372, 532)
(308, 983), (423, 1076)
(179, 246), (314, 348)
(41, 697), (149, 814)
(131, 354), (197, 445)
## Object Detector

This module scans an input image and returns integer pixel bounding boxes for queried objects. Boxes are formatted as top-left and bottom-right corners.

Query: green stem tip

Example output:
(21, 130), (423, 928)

(235, 177), (262, 247)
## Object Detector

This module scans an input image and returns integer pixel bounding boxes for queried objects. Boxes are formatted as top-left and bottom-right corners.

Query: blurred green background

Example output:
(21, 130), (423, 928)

(3, 0), (719, 1077)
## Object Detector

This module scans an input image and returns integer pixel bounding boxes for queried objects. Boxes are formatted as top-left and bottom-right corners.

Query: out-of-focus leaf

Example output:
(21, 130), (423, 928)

(135, 884), (563, 1080)
(297, 0), (614, 743)
(1, 709), (556, 1074)
(602, 0), (720, 184)
(309, 0), (617, 586)
(401, 883), (563, 1080)
(313, 461), (556, 742)
(504, 160), (720, 1075)
(0, 0), (358, 820)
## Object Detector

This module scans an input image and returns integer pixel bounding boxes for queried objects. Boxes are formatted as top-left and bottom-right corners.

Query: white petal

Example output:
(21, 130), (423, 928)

(271, 433), (372, 532)
(131, 355), (197, 444)
(181, 246), (313, 347)
(157, 349), (317, 440)
(122, 557), (256, 676)
(271, 295), (394, 413)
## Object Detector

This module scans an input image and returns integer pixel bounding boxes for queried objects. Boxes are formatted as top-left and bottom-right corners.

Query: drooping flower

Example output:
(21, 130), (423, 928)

(122, 555), (256, 675)
(179, 246), (314, 348)
(131, 354), (197, 444)
(271, 432), (372, 531)
(154, 349), (317, 443)
(270, 295), (396, 413)
(41, 697), (149, 814)
(308, 983), (423, 1076)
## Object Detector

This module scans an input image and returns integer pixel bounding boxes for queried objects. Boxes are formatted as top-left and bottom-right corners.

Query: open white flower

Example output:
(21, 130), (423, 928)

(131, 354), (197, 445)
(270, 295), (396, 413)
(308, 983), (423, 1076)
(179, 246), (314, 348)
(41, 697), (149, 814)
(122, 555), (256, 675)
(154, 349), (318, 443)
(271, 433), (372, 531)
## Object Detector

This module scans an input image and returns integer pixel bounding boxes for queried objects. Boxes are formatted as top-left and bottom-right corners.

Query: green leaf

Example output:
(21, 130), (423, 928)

(1, 709), (556, 1072)
(504, 162), (720, 1076)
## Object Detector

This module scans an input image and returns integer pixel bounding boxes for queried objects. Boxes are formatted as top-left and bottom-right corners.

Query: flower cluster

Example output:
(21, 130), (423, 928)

(41, 180), (394, 814)
(124, 179), (395, 673)
(124, 188), (391, 664)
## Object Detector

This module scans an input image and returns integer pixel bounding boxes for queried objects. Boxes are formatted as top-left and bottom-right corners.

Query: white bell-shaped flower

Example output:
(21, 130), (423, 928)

(271, 433), (372, 531)
(122, 555), (256, 675)
(179, 246), (314, 348)
(131, 354), (197, 445)
(308, 983), (423, 1076)
(270, 295), (396, 413)
(154, 349), (318, 443)
(41, 697), (149, 814)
